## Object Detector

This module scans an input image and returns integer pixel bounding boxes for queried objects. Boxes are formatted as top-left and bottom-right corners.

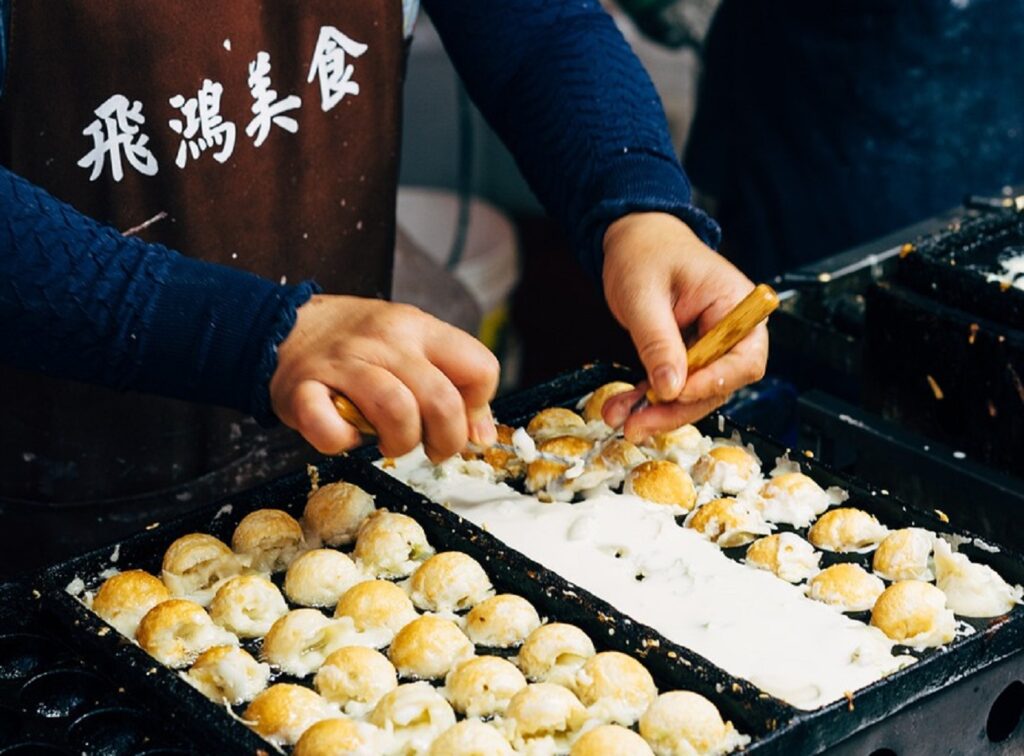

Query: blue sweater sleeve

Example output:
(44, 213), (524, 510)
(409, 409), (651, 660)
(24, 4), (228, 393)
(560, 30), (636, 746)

(422, 0), (720, 278)
(0, 165), (316, 423)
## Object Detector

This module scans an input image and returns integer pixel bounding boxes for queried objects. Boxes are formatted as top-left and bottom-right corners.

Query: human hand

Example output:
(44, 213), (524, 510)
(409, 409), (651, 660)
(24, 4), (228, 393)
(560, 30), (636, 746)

(600, 212), (769, 442)
(269, 295), (500, 461)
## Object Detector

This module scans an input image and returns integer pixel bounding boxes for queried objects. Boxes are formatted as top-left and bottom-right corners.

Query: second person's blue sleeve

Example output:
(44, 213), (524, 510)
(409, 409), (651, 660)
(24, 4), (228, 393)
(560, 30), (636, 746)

(422, 0), (721, 279)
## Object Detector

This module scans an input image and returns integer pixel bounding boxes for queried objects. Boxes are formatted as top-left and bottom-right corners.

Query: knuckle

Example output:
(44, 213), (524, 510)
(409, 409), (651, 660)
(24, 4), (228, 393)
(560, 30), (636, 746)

(373, 303), (424, 340)
(637, 336), (677, 365)
(380, 434), (418, 459)
(391, 302), (425, 322)
(476, 348), (501, 384)
(748, 359), (767, 383)
(421, 385), (464, 421)
(292, 394), (321, 432)
(375, 389), (416, 425)
(425, 425), (468, 461)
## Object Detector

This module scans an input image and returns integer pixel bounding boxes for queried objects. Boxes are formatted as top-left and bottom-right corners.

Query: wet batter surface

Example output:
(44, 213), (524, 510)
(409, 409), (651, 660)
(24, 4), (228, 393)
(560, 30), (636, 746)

(382, 449), (914, 710)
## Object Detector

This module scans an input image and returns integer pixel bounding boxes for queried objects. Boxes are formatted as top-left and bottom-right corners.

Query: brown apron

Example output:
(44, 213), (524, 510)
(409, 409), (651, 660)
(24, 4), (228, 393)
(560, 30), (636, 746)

(0, 1), (404, 563)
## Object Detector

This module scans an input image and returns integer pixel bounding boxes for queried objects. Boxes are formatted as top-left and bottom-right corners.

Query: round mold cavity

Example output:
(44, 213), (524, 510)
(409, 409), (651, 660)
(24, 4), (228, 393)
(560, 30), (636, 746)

(0, 635), (64, 682)
(68, 707), (151, 755)
(0, 705), (22, 745)
(19, 668), (110, 720)
(0, 745), (69, 755)
(987, 680), (1024, 743)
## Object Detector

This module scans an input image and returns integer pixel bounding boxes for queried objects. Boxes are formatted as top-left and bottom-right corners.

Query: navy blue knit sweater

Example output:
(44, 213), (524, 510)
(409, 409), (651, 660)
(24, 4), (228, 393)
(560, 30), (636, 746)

(0, 0), (715, 423)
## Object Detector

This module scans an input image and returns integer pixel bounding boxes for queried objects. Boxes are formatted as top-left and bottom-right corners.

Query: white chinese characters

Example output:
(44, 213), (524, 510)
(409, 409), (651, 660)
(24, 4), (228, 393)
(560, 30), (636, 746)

(308, 25), (368, 112)
(79, 25), (370, 180)
(168, 80), (237, 168)
(245, 51), (302, 148)
(78, 95), (159, 182)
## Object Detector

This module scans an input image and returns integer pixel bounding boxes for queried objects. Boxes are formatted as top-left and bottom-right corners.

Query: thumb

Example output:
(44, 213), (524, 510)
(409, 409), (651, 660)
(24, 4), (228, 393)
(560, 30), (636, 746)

(622, 290), (688, 402)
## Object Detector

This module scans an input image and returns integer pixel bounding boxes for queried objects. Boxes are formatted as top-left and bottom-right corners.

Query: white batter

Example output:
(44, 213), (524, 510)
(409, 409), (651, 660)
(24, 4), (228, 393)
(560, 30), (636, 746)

(382, 449), (915, 710)
(985, 251), (1024, 291)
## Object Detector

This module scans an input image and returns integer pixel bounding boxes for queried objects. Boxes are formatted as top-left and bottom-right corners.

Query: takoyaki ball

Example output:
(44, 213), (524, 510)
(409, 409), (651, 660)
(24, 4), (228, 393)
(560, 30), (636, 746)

(284, 549), (364, 607)
(136, 598), (238, 668)
(475, 424), (526, 479)
(303, 481), (376, 547)
(161, 533), (246, 606)
(313, 646), (398, 714)
(933, 538), (1023, 618)
(408, 551), (493, 613)
(691, 445), (760, 495)
(872, 528), (935, 582)
(526, 436), (594, 494)
(645, 424), (710, 469)
(625, 460), (697, 512)
(757, 472), (836, 528)
(369, 682), (457, 754)
(465, 594), (541, 648)
(186, 645), (270, 705)
(428, 720), (514, 756)
(571, 725), (654, 756)
(91, 569), (170, 638)
(334, 579), (418, 638)
(502, 683), (588, 754)
(870, 580), (957, 649)
(582, 382), (635, 424)
(293, 718), (392, 756)
(598, 438), (648, 470)
(526, 407), (587, 441)
(444, 655), (527, 718)
(583, 439), (647, 489)
(685, 497), (771, 548)
(388, 615), (474, 681)
(808, 508), (888, 553)
(353, 511), (434, 579)
(244, 683), (338, 747)
(806, 563), (885, 613)
(573, 651), (657, 726)
(208, 574), (289, 639)
(639, 690), (750, 756)
(517, 623), (596, 687)
(745, 533), (820, 584)
(231, 508), (304, 573)
(263, 609), (388, 678)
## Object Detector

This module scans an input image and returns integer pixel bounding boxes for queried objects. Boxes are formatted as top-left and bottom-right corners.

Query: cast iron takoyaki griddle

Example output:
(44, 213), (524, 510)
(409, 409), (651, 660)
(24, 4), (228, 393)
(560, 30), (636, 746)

(898, 209), (1024, 329)
(34, 363), (1024, 754)
(0, 579), (197, 755)
(35, 373), (784, 753)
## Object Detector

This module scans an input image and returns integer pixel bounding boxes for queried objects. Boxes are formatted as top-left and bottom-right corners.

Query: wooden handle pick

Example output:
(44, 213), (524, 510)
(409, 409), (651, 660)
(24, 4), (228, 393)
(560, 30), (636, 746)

(331, 394), (377, 436)
(645, 283), (779, 403)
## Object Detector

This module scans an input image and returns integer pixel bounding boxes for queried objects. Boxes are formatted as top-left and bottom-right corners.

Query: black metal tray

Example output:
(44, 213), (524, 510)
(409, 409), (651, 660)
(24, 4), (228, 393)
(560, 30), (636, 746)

(0, 579), (197, 755)
(34, 363), (1024, 754)
(897, 210), (1024, 330)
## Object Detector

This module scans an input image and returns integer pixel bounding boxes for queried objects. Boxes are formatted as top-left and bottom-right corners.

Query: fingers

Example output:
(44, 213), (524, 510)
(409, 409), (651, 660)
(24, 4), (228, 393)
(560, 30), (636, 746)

(390, 359), (470, 462)
(337, 361), (422, 459)
(425, 322), (500, 447)
(271, 296), (500, 460)
(426, 324), (500, 407)
(679, 322), (769, 402)
(623, 395), (730, 444)
(601, 385), (648, 428)
(285, 380), (364, 455)
(622, 289), (689, 402)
